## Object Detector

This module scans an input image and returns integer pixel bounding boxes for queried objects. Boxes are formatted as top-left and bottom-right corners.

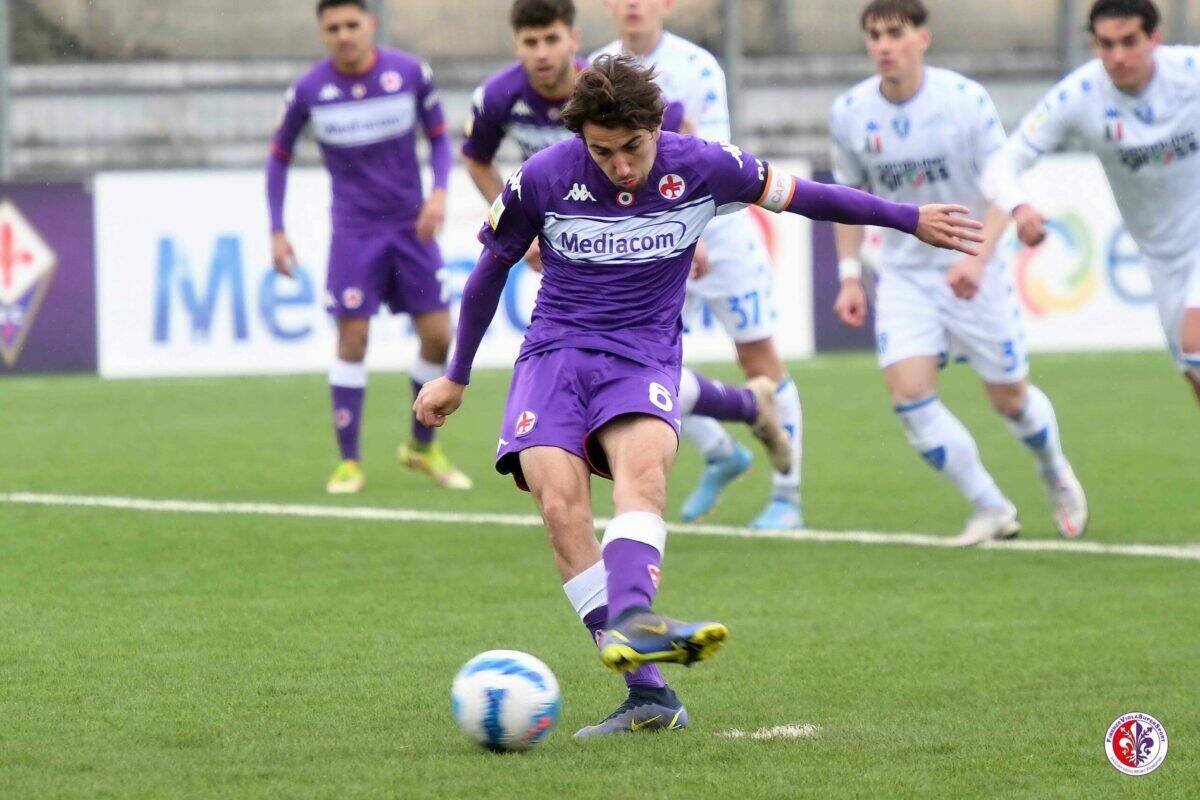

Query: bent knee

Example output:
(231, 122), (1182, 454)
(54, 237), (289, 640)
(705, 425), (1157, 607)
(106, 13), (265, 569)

(613, 463), (669, 511)
(987, 383), (1028, 418)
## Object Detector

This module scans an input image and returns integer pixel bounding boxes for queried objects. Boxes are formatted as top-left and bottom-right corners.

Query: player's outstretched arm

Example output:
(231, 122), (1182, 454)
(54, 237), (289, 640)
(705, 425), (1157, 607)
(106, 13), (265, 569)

(767, 175), (984, 256)
(413, 248), (516, 428)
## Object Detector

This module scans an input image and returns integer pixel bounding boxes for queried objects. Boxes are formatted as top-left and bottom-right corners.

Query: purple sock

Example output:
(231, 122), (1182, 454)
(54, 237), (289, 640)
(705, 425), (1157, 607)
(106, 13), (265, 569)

(603, 538), (662, 619)
(583, 605), (666, 689)
(410, 378), (435, 446)
(331, 385), (364, 461)
(692, 372), (757, 424)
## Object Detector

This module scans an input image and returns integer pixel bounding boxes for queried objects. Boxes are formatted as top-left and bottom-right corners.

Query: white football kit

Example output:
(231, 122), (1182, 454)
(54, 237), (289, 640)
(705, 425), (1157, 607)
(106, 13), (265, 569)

(592, 32), (776, 343)
(830, 67), (1028, 383)
(986, 46), (1200, 371)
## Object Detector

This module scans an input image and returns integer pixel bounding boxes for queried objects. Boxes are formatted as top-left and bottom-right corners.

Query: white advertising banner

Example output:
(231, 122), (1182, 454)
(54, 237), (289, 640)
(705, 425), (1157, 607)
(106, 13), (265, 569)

(96, 162), (812, 379)
(992, 153), (1163, 353)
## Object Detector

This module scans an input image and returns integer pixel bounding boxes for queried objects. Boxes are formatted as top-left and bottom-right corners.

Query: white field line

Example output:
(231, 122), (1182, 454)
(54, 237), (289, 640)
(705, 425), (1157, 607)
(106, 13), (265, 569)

(1, 492), (1198, 562)
(719, 723), (820, 741)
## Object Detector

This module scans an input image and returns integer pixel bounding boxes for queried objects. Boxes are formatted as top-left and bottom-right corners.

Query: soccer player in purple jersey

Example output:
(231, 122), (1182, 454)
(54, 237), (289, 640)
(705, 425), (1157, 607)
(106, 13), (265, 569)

(266, 0), (471, 494)
(416, 57), (982, 737)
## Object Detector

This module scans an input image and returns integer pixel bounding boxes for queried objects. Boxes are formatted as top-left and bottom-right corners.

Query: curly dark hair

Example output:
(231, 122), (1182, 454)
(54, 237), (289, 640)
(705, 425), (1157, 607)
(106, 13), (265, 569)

(561, 55), (665, 135)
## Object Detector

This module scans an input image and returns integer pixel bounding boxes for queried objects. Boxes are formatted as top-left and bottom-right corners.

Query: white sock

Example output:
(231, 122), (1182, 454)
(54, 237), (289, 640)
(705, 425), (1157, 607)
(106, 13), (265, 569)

(771, 377), (802, 503)
(681, 415), (735, 462)
(1002, 384), (1068, 481)
(678, 367), (700, 415)
(562, 560), (607, 620)
(895, 396), (1007, 511)
(329, 358), (367, 388)
(410, 356), (443, 387)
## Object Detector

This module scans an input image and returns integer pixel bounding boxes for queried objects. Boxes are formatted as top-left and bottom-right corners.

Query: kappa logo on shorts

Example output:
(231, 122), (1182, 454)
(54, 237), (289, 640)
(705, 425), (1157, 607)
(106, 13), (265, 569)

(658, 174), (686, 200)
(342, 287), (364, 310)
(515, 410), (537, 437)
(380, 70), (402, 93)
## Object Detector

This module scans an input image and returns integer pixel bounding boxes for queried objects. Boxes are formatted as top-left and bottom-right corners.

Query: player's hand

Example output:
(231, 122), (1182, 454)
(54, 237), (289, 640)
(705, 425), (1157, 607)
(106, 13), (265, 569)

(416, 189), (447, 242)
(947, 257), (986, 300)
(271, 231), (297, 278)
(523, 239), (543, 273)
(914, 204), (985, 257)
(1013, 203), (1047, 247)
(689, 239), (711, 280)
(413, 376), (465, 428)
(834, 277), (868, 327)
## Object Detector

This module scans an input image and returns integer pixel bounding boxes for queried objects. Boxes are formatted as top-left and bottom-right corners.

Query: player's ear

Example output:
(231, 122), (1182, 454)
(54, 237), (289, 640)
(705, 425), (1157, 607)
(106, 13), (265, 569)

(570, 27), (582, 51)
(917, 26), (932, 51)
(1149, 28), (1163, 46)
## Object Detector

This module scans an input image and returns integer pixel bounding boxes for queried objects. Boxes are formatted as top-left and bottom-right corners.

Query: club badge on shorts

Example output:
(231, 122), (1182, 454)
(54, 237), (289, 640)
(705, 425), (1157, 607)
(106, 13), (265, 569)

(1105, 712), (1168, 776)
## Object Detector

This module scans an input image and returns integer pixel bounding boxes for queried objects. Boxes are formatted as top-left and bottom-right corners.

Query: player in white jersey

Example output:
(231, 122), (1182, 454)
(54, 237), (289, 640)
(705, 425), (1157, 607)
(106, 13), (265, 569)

(593, 0), (805, 531)
(984, 0), (1200, 408)
(830, 0), (1088, 543)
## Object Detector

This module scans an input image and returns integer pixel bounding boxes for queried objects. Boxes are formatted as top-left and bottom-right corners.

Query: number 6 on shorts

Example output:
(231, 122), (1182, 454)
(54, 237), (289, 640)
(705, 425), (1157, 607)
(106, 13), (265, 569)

(649, 381), (673, 412)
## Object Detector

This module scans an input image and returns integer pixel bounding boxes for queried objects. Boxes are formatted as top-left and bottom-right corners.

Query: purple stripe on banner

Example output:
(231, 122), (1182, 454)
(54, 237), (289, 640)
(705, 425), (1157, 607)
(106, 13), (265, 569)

(0, 182), (96, 374)
(810, 170), (876, 353)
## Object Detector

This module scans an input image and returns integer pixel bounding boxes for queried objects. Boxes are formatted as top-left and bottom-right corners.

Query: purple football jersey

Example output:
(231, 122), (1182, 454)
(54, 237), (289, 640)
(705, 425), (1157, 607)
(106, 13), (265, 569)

(271, 48), (446, 228)
(463, 60), (687, 164)
(479, 132), (767, 373)
(462, 61), (584, 162)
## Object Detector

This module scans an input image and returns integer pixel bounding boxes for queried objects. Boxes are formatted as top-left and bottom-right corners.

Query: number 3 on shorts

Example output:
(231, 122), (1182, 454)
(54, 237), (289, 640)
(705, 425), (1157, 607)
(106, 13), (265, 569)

(649, 382), (673, 412)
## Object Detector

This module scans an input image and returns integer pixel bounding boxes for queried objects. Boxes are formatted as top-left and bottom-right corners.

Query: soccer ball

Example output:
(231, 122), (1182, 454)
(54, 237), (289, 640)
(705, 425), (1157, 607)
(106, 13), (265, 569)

(451, 650), (560, 752)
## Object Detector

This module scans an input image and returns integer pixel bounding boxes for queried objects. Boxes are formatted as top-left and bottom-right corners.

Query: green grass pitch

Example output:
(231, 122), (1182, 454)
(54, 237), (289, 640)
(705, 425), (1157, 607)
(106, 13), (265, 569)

(1, 351), (1196, 798)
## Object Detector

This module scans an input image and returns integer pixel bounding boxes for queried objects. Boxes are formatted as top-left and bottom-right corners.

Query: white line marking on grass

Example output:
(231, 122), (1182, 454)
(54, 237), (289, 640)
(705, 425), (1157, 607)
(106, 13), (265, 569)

(2, 492), (1198, 562)
(719, 723), (820, 741)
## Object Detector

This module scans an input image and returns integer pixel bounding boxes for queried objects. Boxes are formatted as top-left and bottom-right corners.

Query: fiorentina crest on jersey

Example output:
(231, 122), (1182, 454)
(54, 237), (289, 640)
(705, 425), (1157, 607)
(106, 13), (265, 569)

(0, 200), (58, 367)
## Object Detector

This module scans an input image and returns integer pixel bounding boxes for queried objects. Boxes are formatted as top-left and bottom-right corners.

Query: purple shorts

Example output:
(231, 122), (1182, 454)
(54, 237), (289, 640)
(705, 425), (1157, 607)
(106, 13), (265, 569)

(325, 225), (448, 318)
(496, 348), (681, 492)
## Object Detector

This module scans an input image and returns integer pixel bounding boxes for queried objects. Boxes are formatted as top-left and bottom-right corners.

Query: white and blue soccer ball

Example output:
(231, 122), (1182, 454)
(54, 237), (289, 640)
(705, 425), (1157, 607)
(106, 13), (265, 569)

(451, 650), (560, 752)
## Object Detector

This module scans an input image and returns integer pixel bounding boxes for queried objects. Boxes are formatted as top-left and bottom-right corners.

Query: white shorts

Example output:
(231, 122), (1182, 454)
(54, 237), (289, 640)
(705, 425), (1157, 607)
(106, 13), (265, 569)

(682, 212), (776, 343)
(1145, 248), (1200, 371)
(874, 260), (1029, 384)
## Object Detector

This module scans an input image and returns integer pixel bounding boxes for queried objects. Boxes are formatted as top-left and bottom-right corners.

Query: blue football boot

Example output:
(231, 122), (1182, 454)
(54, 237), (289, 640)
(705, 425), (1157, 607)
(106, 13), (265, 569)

(574, 685), (689, 738)
(598, 606), (728, 673)
(679, 442), (753, 522)
(749, 498), (804, 531)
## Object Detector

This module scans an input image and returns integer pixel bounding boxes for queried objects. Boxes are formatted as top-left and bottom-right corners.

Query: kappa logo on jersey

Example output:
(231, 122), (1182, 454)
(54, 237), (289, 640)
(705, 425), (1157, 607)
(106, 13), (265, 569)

(721, 142), (744, 168)
(658, 174), (686, 200)
(562, 183), (597, 202)
(511, 99), (534, 117)
(0, 201), (58, 367)
(318, 83), (341, 101)
(507, 168), (523, 200)
(514, 410), (537, 437)
(380, 70), (402, 93)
